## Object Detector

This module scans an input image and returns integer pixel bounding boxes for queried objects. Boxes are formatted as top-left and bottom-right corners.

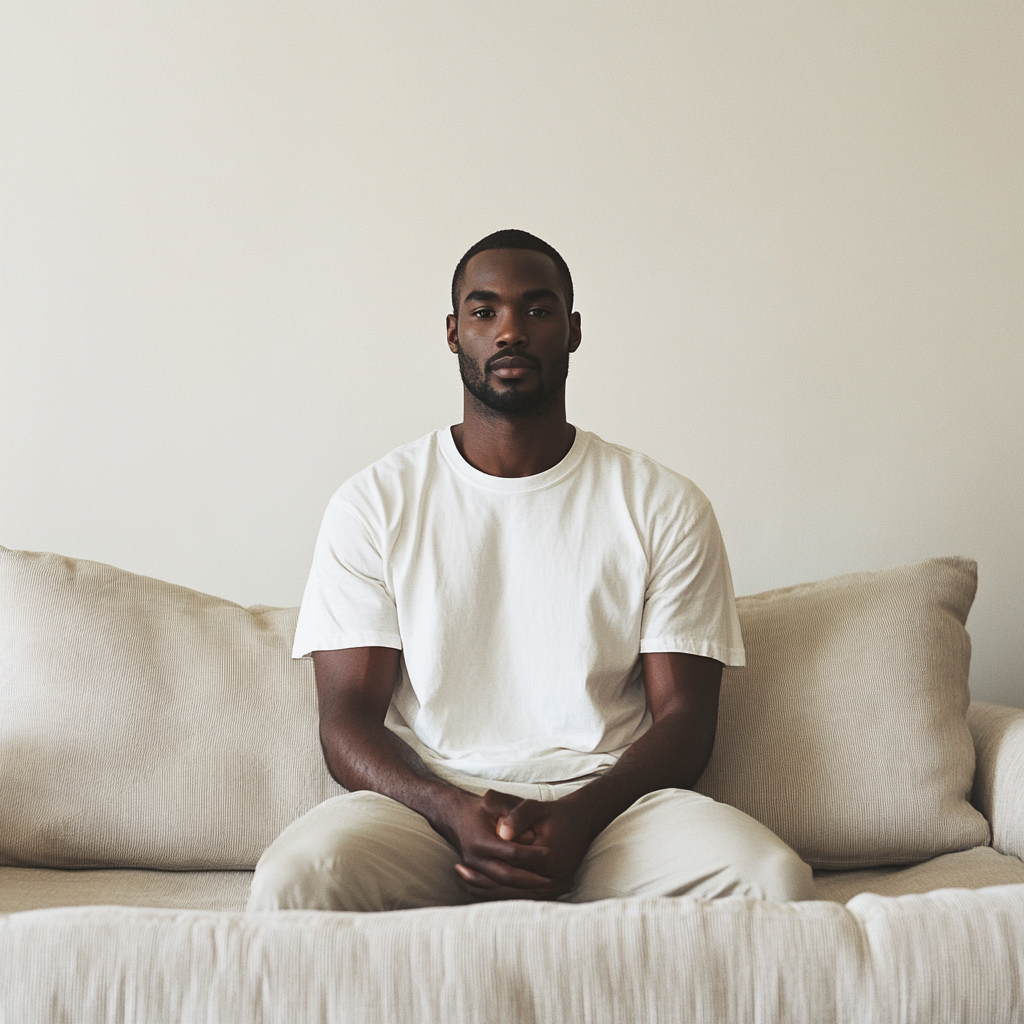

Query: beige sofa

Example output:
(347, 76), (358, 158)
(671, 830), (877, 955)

(1, 546), (1022, 1023)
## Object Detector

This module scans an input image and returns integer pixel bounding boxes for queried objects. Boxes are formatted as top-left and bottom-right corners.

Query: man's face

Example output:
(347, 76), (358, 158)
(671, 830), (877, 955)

(446, 249), (582, 416)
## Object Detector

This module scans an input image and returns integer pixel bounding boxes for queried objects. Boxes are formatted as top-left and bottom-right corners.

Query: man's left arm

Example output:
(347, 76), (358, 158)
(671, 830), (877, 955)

(454, 651), (721, 899)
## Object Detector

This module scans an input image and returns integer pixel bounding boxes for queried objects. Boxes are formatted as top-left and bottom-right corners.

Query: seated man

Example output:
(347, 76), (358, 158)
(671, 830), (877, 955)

(248, 230), (815, 912)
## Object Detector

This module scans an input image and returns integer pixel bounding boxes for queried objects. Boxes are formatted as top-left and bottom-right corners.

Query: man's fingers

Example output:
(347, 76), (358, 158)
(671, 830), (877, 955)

(456, 870), (570, 902)
(471, 834), (550, 869)
(481, 790), (522, 816)
(458, 857), (553, 890)
(454, 863), (498, 889)
(495, 802), (544, 842)
(481, 791), (546, 842)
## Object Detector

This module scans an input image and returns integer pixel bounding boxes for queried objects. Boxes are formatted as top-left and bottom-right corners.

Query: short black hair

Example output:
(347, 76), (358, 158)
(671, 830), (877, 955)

(451, 229), (574, 314)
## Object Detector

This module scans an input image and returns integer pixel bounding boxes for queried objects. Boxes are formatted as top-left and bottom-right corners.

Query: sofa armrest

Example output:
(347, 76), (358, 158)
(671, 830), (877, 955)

(968, 702), (1024, 861)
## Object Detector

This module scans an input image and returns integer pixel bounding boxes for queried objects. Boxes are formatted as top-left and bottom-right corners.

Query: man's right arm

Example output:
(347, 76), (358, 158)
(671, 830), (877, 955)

(312, 647), (551, 892)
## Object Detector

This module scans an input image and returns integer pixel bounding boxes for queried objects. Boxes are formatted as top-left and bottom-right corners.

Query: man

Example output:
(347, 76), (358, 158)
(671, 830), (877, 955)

(247, 230), (814, 912)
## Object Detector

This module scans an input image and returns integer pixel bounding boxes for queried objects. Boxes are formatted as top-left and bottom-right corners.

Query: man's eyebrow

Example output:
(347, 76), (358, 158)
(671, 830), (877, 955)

(462, 288), (561, 305)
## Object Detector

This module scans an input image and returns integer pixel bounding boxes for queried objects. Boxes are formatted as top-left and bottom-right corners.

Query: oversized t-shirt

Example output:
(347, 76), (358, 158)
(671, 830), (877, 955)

(293, 428), (745, 785)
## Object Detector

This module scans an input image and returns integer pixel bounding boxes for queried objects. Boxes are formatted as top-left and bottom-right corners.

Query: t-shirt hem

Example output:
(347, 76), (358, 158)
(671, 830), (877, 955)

(424, 751), (623, 787)
(292, 631), (404, 659)
(638, 637), (746, 667)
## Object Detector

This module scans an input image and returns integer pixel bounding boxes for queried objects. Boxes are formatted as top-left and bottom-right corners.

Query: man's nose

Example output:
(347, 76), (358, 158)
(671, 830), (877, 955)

(494, 310), (529, 346)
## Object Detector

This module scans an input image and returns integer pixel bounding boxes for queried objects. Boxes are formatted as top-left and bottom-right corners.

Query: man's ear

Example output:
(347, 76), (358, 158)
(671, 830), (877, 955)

(446, 313), (459, 353)
(568, 311), (582, 353)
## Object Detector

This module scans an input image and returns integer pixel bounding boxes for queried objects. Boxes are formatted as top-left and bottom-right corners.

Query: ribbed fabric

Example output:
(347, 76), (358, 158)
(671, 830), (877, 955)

(0, 890), (1022, 1024)
(967, 702), (1024, 861)
(853, 886), (1024, 1023)
(696, 556), (990, 869)
(0, 547), (343, 869)
(0, 898), (866, 1024)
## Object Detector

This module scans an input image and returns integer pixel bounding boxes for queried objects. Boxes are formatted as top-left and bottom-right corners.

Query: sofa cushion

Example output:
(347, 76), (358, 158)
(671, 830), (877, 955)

(696, 556), (990, 869)
(0, 547), (342, 869)
(813, 846), (1024, 904)
(0, 867), (252, 915)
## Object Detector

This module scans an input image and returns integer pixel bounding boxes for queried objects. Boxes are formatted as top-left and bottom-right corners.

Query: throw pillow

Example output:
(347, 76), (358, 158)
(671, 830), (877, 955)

(0, 546), (341, 870)
(695, 556), (990, 869)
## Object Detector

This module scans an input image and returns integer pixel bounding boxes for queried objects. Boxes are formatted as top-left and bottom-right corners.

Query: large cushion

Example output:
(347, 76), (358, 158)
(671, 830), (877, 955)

(0, 547), (342, 869)
(696, 556), (990, 869)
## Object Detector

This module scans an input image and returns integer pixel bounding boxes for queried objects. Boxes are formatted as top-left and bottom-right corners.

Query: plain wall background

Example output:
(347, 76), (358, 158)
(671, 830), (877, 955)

(2, 3), (1021, 707)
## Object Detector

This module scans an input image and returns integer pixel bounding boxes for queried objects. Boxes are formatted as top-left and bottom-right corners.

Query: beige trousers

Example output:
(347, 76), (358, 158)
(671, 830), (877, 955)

(247, 778), (816, 912)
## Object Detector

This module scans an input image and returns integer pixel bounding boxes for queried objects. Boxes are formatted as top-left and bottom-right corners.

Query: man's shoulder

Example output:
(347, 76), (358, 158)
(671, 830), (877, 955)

(583, 432), (711, 513)
(329, 429), (444, 512)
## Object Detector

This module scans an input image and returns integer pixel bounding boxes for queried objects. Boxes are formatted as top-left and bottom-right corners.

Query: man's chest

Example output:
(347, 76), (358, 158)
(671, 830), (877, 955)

(384, 489), (652, 629)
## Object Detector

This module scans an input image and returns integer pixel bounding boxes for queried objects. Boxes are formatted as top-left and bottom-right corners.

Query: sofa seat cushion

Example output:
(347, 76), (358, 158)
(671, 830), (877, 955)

(814, 845), (1024, 903)
(696, 556), (989, 868)
(0, 867), (252, 915)
(5, 847), (1020, 918)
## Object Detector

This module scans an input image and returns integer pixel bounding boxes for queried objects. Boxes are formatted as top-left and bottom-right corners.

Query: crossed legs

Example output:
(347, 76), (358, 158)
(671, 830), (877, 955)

(247, 788), (815, 912)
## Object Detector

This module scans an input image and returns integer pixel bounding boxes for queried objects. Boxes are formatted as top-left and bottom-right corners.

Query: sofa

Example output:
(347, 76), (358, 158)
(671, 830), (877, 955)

(1, 545), (1022, 1023)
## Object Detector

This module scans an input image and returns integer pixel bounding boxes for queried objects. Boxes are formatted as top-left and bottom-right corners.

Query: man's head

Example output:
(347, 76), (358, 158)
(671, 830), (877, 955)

(451, 229), (574, 315)
(447, 231), (581, 417)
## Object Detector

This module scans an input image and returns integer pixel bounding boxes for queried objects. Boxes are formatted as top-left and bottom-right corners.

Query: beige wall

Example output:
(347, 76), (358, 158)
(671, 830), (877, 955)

(2, 3), (1022, 707)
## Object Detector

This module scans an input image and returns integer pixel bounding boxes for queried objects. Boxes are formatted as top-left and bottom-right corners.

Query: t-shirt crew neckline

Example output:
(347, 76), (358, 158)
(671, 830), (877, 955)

(439, 425), (591, 493)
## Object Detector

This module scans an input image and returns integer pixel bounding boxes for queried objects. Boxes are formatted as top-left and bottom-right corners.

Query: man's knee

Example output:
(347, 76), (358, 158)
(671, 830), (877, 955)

(247, 790), (467, 912)
(247, 791), (387, 911)
(734, 836), (817, 902)
(572, 789), (816, 903)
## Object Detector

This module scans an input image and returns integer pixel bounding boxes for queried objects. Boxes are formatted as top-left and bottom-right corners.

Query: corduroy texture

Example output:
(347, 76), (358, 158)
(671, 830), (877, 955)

(1, 890), (1022, 1024)
(0, 547), (343, 869)
(696, 556), (990, 869)
(967, 702), (1024, 861)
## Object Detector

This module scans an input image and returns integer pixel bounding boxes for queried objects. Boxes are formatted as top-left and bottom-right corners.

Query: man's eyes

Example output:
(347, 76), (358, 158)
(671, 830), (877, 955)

(469, 307), (554, 318)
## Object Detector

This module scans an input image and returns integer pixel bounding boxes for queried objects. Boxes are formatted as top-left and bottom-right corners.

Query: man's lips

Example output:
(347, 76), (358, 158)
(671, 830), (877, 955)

(488, 356), (539, 379)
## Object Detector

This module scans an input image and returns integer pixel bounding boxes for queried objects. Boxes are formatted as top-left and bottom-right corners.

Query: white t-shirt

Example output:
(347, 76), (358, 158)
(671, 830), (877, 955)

(293, 428), (745, 785)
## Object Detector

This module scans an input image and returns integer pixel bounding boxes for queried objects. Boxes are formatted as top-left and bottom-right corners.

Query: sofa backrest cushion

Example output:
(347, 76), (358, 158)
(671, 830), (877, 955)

(695, 555), (990, 869)
(0, 547), (990, 870)
(0, 547), (342, 869)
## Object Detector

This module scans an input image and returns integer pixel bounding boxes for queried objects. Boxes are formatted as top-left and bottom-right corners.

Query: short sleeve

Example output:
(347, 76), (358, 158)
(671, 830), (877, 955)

(291, 496), (403, 658)
(639, 493), (746, 667)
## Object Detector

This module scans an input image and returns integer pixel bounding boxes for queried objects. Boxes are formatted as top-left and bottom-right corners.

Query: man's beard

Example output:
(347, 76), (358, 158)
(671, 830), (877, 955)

(458, 349), (570, 416)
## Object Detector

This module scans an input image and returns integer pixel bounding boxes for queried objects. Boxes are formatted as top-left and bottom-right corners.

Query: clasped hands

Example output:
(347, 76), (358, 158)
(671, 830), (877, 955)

(447, 789), (593, 901)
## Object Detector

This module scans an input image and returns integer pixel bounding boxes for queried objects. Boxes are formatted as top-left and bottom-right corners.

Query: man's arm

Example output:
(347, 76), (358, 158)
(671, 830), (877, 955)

(453, 651), (722, 899)
(312, 647), (555, 890)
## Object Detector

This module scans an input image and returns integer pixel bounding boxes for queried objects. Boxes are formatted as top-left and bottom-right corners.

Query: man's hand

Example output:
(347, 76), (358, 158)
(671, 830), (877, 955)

(448, 790), (594, 901)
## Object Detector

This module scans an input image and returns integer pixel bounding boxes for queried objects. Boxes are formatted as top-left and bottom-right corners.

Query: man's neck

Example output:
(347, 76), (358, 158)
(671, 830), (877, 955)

(451, 395), (576, 478)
